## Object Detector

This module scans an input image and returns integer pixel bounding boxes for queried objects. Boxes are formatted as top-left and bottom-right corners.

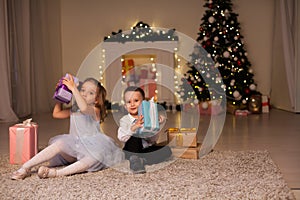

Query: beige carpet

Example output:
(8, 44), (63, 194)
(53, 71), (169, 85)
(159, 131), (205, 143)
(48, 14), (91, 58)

(0, 150), (295, 200)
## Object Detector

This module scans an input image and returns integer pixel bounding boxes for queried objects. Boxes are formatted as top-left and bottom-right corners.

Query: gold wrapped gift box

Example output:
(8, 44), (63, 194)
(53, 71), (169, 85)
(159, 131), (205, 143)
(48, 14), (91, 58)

(171, 143), (201, 159)
(167, 128), (197, 148)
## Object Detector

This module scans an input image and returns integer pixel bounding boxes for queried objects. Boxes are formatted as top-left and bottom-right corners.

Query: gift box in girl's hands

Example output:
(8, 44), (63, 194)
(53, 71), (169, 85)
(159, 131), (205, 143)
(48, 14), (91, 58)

(137, 98), (160, 138)
(53, 73), (79, 104)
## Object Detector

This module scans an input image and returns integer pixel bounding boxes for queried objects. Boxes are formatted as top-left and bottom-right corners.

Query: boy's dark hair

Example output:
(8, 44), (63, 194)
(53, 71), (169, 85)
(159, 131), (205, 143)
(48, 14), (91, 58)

(124, 86), (145, 100)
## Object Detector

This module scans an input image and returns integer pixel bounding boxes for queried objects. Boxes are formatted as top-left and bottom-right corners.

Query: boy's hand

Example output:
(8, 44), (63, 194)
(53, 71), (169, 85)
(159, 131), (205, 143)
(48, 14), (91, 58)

(131, 115), (144, 132)
(159, 115), (166, 123)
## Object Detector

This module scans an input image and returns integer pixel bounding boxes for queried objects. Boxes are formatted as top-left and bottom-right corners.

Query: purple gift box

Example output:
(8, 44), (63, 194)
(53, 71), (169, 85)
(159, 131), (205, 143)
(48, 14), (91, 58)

(53, 74), (79, 104)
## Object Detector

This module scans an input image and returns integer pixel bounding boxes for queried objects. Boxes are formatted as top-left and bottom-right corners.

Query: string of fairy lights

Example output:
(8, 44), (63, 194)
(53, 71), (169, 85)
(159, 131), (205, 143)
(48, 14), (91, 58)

(102, 21), (183, 103)
(98, 49), (105, 86)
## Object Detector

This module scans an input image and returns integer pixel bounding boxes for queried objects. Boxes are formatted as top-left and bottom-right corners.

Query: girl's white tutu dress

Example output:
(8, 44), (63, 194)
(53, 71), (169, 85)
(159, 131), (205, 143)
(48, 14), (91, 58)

(49, 111), (125, 171)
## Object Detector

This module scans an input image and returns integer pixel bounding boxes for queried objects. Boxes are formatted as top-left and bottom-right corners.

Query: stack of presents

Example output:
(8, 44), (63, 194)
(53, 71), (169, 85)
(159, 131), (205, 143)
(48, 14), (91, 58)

(166, 128), (200, 159)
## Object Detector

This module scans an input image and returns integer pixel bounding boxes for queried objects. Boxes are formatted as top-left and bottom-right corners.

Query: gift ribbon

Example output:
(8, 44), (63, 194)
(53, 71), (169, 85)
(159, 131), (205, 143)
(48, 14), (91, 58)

(168, 128), (197, 147)
(15, 127), (25, 164)
(149, 99), (159, 132)
(176, 133), (183, 146)
(13, 118), (38, 163)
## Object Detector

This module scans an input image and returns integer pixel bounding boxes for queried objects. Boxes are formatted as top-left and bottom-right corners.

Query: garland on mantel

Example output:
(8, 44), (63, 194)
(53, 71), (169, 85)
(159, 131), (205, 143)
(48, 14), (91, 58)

(103, 21), (179, 43)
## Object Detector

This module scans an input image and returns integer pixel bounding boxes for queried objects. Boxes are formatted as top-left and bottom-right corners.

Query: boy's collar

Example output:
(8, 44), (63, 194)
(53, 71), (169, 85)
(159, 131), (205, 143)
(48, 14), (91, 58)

(127, 113), (137, 123)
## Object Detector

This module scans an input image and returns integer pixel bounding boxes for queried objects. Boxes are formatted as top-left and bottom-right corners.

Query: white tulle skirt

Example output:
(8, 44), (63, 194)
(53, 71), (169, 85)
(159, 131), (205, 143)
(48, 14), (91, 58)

(48, 133), (125, 172)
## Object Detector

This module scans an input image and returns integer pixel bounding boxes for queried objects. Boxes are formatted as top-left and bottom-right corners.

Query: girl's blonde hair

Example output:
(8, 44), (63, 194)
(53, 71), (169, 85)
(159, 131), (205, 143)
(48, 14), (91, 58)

(83, 78), (107, 122)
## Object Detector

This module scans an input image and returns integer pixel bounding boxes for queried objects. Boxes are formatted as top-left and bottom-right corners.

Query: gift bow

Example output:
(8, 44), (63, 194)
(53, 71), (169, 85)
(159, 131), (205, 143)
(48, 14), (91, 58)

(22, 118), (33, 127)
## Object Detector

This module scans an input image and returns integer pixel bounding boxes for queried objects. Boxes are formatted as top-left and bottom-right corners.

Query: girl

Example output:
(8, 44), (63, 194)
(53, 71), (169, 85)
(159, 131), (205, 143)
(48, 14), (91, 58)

(11, 75), (124, 179)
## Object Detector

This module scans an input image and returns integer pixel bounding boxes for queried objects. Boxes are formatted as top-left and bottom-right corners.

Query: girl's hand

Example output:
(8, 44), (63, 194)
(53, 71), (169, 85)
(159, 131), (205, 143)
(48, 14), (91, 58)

(62, 74), (76, 92)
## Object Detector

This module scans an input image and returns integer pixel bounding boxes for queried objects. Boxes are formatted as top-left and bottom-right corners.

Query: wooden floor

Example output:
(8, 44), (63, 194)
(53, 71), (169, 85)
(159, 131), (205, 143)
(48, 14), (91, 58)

(1, 108), (299, 198)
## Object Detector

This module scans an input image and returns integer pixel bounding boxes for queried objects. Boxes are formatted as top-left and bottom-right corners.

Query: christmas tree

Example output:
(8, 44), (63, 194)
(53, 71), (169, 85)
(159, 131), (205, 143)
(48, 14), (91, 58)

(178, 0), (258, 107)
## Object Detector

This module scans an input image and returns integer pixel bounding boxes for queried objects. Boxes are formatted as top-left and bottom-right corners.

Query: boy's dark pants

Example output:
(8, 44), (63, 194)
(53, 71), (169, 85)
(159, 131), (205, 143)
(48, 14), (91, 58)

(123, 136), (172, 165)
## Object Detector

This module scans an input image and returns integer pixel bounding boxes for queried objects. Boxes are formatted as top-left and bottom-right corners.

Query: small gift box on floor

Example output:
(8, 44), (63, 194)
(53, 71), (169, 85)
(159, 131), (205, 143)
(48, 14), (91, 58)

(137, 98), (160, 138)
(9, 118), (38, 164)
(235, 109), (250, 116)
(261, 95), (270, 113)
(171, 143), (201, 159)
(167, 128), (197, 148)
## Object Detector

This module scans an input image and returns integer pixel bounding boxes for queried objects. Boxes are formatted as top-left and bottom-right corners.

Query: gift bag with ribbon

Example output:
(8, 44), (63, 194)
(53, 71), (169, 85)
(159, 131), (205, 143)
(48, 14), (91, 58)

(9, 118), (38, 164)
(137, 98), (160, 138)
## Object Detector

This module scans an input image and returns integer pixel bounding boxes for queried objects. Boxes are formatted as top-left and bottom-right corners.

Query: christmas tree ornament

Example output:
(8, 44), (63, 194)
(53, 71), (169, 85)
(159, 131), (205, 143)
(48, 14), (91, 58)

(230, 79), (235, 86)
(233, 90), (240, 98)
(208, 16), (215, 24)
(201, 101), (209, 109)
(223, 51), (230, 58)
(245, 88), (250, 94)
(249, 83), (256, 91)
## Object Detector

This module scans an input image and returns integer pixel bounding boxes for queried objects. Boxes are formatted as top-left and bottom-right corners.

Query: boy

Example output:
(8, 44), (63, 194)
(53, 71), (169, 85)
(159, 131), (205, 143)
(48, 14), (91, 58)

(117, 86), (172, 173)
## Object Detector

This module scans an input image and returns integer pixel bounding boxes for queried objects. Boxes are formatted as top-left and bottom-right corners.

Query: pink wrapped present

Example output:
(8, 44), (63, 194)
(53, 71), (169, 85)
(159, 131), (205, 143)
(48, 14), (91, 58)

(9, 119), (38, 164)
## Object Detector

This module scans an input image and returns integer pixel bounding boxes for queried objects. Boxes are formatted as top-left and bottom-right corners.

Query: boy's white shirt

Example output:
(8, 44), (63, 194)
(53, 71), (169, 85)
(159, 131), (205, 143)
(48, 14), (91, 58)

(117, 113), (159, 148)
